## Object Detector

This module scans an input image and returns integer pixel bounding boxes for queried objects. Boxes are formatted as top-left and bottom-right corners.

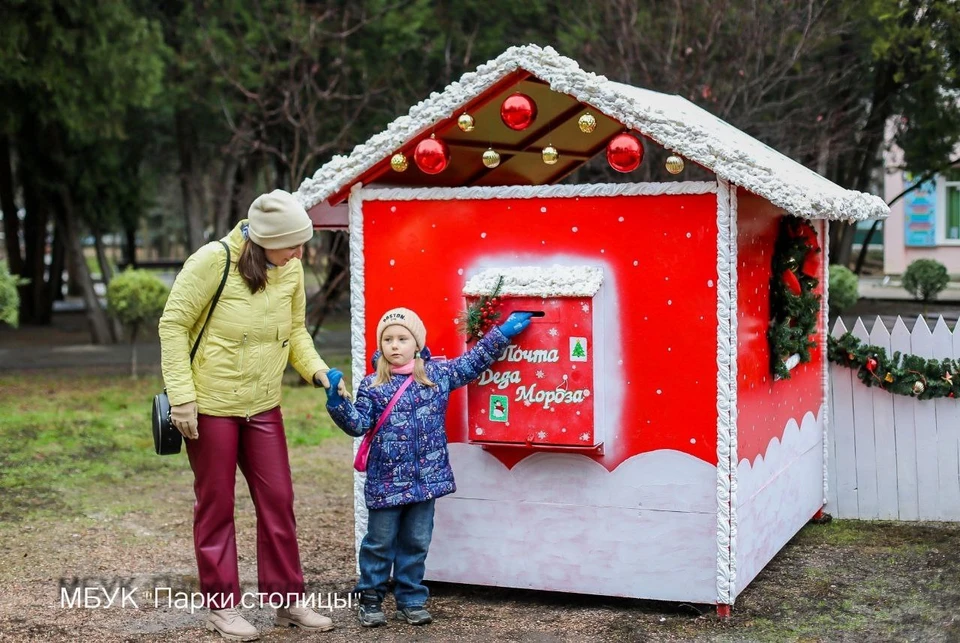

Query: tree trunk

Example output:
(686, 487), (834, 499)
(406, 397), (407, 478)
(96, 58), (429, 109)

(56, 190), (115, 344)
(48, 222), (65, 305)
(19, 171), (51, 324)
(831, 222), (857, 268)
(0, 135), (23, 276)
(124, 225), (137, 268)
(176, 110), (205, 252)
(93, 228), (114, 284)
(214, 157), (240, 238)
(309, 231), (350, 338)
(235, 161), (261, 224)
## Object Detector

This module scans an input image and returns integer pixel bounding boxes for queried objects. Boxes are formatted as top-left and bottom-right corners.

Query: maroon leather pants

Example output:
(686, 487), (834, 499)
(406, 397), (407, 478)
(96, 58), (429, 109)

(186, 406), (304, 609)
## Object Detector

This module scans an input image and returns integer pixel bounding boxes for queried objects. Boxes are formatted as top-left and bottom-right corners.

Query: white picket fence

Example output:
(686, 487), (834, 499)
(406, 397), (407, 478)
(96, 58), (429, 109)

(827, 316), (960, 521)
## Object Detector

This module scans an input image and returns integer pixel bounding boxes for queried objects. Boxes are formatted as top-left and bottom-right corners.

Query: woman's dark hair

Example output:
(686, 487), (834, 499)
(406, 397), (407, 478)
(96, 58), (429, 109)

(237, 240), (269, 293)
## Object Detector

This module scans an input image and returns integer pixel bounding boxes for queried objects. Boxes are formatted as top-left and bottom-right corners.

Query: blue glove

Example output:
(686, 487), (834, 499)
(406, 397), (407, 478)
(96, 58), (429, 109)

(498, 312), (533, 339)
(324, 368), (344, 405)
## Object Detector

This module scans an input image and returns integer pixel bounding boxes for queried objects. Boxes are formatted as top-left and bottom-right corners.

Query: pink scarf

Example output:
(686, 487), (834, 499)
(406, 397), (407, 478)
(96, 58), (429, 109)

(391, 360), (416, 375)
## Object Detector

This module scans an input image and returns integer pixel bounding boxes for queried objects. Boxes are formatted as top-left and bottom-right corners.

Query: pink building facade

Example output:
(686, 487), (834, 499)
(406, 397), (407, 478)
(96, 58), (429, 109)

(883, 139), (960, 274)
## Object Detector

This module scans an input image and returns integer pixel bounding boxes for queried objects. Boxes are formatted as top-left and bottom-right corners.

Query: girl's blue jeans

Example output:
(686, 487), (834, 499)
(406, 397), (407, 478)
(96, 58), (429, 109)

(355, 499), (436, 608)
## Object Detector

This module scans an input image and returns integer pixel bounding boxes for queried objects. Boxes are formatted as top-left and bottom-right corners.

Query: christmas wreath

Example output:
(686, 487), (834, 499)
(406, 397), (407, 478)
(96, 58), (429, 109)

(768, 216), (822, 380)
(828, 332), (960, 399)
(457, 275), (504, 341)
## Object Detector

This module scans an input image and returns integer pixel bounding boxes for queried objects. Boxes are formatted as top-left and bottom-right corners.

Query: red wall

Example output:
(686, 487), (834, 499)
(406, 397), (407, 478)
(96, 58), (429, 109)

(735, 192), (824, 465)
(361, 192), (721, 469)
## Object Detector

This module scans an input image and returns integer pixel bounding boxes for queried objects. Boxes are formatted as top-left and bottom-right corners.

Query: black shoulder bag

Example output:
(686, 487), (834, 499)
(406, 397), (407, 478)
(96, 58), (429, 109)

(152, 241), (231, 455)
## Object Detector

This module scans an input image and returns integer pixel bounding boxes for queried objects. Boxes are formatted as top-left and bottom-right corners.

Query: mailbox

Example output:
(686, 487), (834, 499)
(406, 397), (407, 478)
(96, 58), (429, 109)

(463, 266), (604, 451)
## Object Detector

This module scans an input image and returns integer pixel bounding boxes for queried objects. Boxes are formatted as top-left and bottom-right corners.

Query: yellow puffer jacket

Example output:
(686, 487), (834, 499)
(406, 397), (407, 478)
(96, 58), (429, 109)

(159, 220), (327, 418)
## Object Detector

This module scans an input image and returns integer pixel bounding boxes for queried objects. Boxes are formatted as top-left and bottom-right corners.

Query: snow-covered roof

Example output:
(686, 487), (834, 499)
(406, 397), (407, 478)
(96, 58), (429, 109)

(463, 266), (603, 298)
(296, 44), (888, 222)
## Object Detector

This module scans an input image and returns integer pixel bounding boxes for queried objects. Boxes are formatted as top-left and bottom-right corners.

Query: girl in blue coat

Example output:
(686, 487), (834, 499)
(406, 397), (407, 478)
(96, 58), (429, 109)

(323, 307), (531, 627)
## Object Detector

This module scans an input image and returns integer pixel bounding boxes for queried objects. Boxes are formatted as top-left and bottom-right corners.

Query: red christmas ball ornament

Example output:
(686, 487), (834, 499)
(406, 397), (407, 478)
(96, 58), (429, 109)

(866, 357), (878, 373)
(413, 136), (449, 175)
(500, 93), (537, 131)
(606, 133), (644, 173)
(781, 269), (802, 296)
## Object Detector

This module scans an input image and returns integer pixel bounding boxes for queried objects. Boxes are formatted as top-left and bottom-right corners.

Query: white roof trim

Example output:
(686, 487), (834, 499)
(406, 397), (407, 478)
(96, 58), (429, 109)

(462, 266), (603, 298)
(297, 44), (888, 222)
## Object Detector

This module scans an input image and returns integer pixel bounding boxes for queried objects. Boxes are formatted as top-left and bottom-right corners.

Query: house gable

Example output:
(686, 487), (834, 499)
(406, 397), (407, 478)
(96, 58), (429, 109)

(297, 44), (888, 222)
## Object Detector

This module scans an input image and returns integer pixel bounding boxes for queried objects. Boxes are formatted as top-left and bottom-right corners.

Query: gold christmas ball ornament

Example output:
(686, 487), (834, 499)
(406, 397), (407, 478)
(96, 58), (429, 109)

(913, 381), (926, 395)
(578, 113), (597, 134)
(457, 113), (475, 132)
(542, 145), (559, 165)
(390, 153), (408, 172)
(665, 155), (685, 174)
(884, 372), (895, 383)
(482, 148), (501, 168)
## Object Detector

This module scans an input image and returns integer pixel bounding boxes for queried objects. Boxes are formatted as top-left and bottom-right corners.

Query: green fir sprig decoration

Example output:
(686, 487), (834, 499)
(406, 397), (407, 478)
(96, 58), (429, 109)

(768, 216), (822, 380)
(827, 332), (960, 400)
(458, 275), (504, 341)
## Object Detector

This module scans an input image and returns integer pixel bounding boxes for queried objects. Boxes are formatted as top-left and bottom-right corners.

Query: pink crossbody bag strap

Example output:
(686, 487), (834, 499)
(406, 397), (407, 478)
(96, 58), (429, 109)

(353, 374), (415, 473)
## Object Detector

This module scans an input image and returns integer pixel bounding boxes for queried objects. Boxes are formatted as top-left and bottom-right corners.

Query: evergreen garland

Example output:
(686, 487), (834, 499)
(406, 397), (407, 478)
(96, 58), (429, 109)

(768, 216), (822, 380)
(458, 276), (504, 341)
(827, 332), (960, 400)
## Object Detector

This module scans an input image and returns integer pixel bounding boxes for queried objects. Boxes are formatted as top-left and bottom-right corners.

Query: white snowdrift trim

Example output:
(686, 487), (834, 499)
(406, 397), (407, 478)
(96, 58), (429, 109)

(462, 266), (603, 298)
(297, 44), (888, 222)
(820, 221), (831, 505)
(348, 184), (370, 562)
(715, 180), (738, 605)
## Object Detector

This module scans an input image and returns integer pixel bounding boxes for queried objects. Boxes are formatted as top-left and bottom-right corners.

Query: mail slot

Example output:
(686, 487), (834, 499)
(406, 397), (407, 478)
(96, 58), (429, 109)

(463, 266), (603, 450)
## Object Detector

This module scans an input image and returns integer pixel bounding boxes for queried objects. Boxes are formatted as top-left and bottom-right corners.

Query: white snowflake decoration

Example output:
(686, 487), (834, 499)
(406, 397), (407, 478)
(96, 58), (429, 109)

(535, 370), (545, 379)
(536, 431), (547, 440)
(583, 389), (590, 397)
(548, 327), (559, 337)
(475, 427), (484, 436)
(579, 432), (591, 442)
(581, 303), (590, 313)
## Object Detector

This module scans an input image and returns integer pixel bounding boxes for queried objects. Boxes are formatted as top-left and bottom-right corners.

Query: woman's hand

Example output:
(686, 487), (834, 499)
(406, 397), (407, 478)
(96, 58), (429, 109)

(315, 369), (351, 401)
(170, 401), (199, 440)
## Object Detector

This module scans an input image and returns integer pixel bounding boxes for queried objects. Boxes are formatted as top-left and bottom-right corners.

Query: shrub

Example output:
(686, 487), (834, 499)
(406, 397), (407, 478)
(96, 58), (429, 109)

(828, 265), (859, 319)
(902, 259), (950, 304)
(106, 270), (169, 377)
(0, 263), (26, 328)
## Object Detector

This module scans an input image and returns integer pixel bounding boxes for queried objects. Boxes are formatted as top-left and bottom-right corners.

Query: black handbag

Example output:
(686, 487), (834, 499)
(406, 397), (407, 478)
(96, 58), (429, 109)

(152, 241), (231, 455)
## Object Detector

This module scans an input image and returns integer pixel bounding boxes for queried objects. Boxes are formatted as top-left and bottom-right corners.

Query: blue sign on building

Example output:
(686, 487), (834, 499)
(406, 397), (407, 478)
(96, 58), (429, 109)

(903, 173), (936, 247)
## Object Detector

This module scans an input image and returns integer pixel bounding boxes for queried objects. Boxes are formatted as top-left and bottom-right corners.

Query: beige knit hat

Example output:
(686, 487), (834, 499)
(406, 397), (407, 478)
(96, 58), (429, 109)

(377, 308), (427, 349)
(247, 189), (314, 249)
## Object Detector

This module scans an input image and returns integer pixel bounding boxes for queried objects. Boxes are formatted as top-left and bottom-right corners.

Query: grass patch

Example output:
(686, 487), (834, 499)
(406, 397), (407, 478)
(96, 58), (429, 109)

(0, 360), (352, 523)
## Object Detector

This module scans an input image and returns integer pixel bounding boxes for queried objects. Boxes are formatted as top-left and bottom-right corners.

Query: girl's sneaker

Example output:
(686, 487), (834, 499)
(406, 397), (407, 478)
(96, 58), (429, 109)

(357, 592), (386, 628)
(395, 606), (432, 625)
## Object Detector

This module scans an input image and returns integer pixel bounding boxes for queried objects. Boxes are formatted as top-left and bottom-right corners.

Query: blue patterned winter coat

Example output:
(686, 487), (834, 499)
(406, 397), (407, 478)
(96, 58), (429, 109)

(326, 326), (510, 509)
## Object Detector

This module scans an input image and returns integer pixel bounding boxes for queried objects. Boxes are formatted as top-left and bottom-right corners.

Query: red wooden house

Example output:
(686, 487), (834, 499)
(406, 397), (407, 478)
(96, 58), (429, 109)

(296, 45), (888, 612)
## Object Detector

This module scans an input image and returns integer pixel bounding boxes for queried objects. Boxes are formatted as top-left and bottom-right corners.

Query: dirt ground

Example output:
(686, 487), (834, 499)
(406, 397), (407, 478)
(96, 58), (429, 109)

(1, 434), (959, 643)
(3, 306), (960, 642)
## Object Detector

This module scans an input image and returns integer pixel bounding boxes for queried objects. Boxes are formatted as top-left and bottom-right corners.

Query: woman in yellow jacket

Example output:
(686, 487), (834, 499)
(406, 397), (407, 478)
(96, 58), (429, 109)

(159, 189), (343, 640)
